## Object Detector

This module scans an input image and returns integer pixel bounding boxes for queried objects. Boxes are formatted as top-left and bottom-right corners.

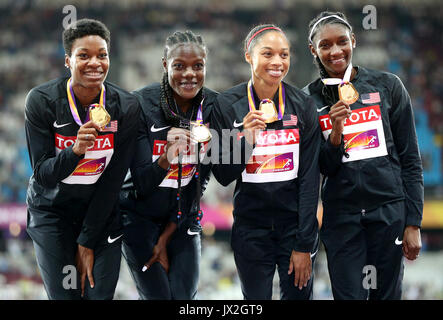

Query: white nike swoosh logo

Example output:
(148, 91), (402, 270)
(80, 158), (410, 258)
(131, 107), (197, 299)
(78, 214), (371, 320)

(53, 121), (71, 128)
(316, 105), (329, 113)
(395, 237), (403, 245)
(187, 228), (200, 236)
(151, 124), (170, 132)
(108, 234), (123, 243)
(233, 120), (243, 128)
(310, 247), (319, 258)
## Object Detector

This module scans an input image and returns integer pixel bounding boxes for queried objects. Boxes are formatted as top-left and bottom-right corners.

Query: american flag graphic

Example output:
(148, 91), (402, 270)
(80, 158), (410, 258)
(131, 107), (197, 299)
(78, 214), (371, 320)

(361, 92), (381, 104)
(283, 114), (298, 126)
(102, 120), (118, 132)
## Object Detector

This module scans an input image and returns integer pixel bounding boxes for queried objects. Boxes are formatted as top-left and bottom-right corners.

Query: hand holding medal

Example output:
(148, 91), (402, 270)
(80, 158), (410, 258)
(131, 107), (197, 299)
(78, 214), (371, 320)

(66, 78), (109, 156)
(242, 110), (266, 145)
(328, 100), (352, 146)
(321, 64), (357, 146)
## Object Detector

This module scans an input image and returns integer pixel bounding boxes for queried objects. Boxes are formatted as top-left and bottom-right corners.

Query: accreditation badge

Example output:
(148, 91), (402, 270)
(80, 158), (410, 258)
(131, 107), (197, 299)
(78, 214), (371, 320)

(89, 103), (111, 129)
(259, 99), (278, 123)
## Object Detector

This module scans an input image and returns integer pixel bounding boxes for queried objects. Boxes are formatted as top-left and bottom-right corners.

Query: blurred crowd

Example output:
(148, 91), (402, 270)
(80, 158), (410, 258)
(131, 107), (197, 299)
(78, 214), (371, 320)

(0, 234), (442, 300)
(0, 0), (442, 300)
(0, 0), (441, 203)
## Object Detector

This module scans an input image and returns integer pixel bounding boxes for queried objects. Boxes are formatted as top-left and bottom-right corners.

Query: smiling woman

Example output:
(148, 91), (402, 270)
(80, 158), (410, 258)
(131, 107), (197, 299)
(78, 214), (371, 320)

(209, 24), (321, 300)
(118, 30), (219, 300)
(303, 11), (424, 300)
(24, 18), (140, 300)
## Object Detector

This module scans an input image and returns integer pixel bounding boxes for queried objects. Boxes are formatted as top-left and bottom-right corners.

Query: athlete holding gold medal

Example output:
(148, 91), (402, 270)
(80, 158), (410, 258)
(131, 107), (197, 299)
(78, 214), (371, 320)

(303, 11), (423, 300)
(24, 19), (140, 299)
(211, 25), (321, 300)
(119, 31), (218, 300)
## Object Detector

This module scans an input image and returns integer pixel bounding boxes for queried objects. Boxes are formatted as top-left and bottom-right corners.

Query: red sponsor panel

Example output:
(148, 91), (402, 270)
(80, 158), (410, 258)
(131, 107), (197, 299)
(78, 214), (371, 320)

(153, 140), (167, 156)
(319, 105), (381, 131)
(153, 139), (209, 156)
(255, 129), (299, 147)
(55, 134), (114, 151)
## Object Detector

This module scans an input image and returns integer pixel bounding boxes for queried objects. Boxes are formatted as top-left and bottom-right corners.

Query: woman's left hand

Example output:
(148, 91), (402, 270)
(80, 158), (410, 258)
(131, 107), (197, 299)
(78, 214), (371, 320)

(288, 250), (312, 290)
(402, 225), (422, 260)
(75, 244), (95, 298)
(143, 242), (169, 273)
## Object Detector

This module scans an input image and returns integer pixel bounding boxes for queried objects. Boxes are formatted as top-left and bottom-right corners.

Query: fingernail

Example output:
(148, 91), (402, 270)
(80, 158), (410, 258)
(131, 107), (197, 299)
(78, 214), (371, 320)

(91, 285), (94, 288)
(142, 266), (147, 272)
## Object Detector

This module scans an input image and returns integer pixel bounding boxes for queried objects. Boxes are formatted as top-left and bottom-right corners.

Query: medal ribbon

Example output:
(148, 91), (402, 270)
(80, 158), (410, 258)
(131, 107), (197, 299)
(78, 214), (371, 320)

(321, 63), (353, 86)
(247, 80), (285, 120)
(195, 98), (205, 125)
(67, 77), (106, 126)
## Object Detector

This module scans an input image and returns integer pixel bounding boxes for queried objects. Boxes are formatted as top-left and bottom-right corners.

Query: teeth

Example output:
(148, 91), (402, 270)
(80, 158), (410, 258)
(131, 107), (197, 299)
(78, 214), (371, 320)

(181, 83), (197, 89)
(268, 70), (282, 77)
(331, 58), (345, 64)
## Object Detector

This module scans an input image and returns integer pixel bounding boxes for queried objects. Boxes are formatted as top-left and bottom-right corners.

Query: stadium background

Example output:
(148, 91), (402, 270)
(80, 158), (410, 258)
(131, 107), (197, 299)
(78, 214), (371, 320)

(0, 0), (442, 299)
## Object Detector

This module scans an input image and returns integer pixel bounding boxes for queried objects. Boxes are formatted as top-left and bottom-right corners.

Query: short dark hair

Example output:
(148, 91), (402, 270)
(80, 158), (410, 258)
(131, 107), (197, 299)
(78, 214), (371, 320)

(63, 18), (110, 56)
(244, 24), (287, 53)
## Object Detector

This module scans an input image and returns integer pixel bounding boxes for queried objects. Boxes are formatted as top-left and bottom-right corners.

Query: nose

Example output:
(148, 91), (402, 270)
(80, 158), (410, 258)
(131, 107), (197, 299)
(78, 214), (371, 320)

(270, 55), (283, 66)
(330, 44), (342, 56)
(87, 56), (101, 67)
(183, 66), (196, 78)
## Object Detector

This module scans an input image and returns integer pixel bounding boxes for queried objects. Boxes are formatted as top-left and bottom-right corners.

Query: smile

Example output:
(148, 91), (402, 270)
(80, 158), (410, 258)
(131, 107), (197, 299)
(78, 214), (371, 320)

(330, 58), (346, 65)
(84, 71), (103, 78)
(267, 69), (283, 77)
(180, 82), (198, 89)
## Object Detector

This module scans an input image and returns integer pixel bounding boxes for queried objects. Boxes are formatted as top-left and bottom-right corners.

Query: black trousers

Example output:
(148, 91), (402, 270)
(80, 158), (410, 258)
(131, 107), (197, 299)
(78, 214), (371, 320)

(321, 200), (406, 300)
(27, 210), (122, 300)
(231, 217), (319, 300)
(121, 212), (201, 300)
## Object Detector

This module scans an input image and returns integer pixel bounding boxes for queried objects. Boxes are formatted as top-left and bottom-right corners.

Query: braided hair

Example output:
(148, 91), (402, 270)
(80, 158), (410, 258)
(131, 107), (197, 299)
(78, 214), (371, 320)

(160, 30), (207, 128)
(308, 12), (353, 106)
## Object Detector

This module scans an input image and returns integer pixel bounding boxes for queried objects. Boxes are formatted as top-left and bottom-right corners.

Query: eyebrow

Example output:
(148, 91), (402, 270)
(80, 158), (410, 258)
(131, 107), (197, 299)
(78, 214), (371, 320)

(77, 47), (107, 51)
(260, 46), (289, 50)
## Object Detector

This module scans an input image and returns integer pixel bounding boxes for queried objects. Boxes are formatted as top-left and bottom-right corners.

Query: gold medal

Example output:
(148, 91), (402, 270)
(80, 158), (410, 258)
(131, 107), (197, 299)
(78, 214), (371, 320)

(89, 103), (111, 129)
(259, 99), (278, 123)
(338, 82), (359, 105)
(191, 122), (212, 143)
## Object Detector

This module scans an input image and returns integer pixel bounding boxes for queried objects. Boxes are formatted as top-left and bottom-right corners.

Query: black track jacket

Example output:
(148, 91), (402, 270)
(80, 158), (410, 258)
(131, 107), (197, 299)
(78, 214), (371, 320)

(25, 77), (140, 249)
(303, 67), (424, 227)
(120, 83), (218, 225)
(211, 81), (321, 253)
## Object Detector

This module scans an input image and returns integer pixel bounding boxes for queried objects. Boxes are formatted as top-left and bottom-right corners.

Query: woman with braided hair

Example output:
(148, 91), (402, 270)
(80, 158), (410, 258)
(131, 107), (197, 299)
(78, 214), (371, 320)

(303, 11), (423, 299)
(119, 30), (217, 299)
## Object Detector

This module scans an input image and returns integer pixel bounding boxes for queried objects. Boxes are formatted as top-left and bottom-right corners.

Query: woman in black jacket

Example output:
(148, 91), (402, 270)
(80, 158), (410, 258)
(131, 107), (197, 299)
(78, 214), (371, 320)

(303, 11), (423, 300)
(119, 30), (217, 300)
(211, 24), (321, 300)
(24, 19), (140, 299)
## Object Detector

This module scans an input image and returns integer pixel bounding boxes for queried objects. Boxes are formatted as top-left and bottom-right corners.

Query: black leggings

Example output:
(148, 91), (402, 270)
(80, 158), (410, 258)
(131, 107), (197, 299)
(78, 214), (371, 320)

(321, 200), (406, 300)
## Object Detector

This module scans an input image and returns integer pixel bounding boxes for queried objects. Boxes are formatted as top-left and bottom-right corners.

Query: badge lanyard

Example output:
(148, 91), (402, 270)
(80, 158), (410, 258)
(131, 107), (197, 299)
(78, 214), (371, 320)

(247, 80), (285, 120)
(176, 98), (205, 227)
